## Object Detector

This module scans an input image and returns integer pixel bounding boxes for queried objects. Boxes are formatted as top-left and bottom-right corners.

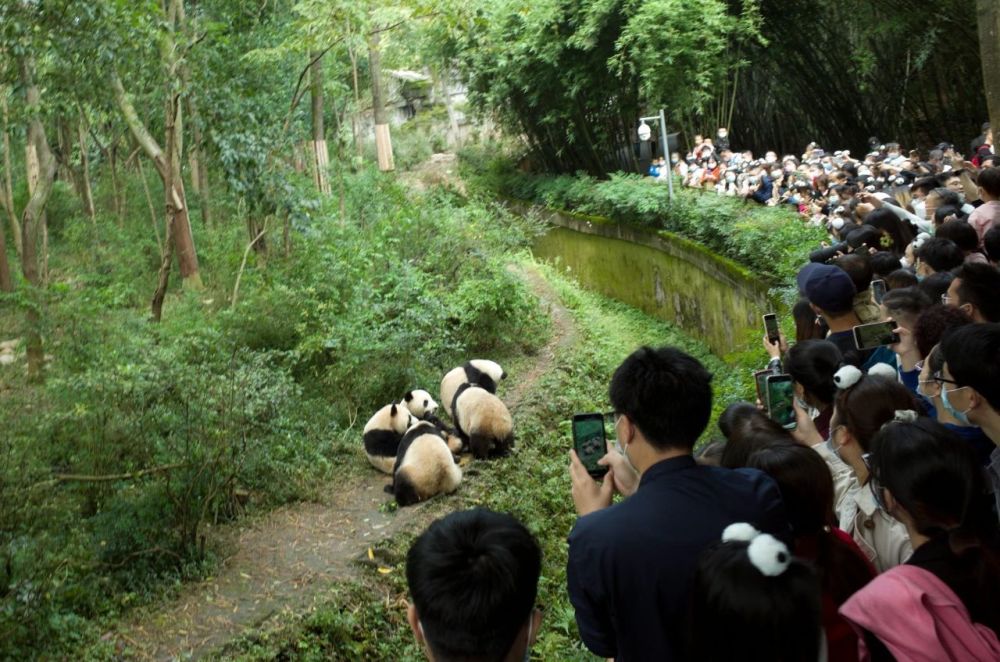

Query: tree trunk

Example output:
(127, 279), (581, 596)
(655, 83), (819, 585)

(979, 0), (1000, 135)
(347, 18), (363, 160)
(1, 90), (22, 257)
(19, 56), (57, 381)
(0, 212), (11, 292)
(369, 32), (394, 172)
(111, 72), (201, 289)
(76, 112), (96, 223)
(186, 95), (211, 226)
(310, 51), (331, 194)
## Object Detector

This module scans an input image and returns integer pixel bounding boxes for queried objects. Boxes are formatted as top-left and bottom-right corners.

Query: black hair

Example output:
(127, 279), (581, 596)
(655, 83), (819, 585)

(746, 444), (874, 606)
(609, 346), (712, 450)
(833, 253), (872, 292)
(695, 439), (726, 467)
(869, 251), (902, 278)
(881, 286), (931, 329)
(912, 177), (939, 195)
(845, 225), (886, 254)
(916, 270), (954, 304)
(869, 417), (1000, 633)
(834, 376), (921, 451)
(933, 205), (965, 225)
(406, 509), (541, 662)
(793, 299), (827, 341)
(784, 340), (842, 406)
(719, 426), (794, 469)
(953, 262), (1000, 322)
(935, 220), (979, 253)
(984, 226), (1000, 263)
(916, 237), (964, 273)
(885, 268), (918, 290)
(941, 323), (1000, 410)
(718, 401), (759, 440)
(977, 166), (1000, 199)
(688, 538), (821, 662)
(864, 208), (915, 256)
(913, 304), (973, 359)
(929, 187), (962, 209)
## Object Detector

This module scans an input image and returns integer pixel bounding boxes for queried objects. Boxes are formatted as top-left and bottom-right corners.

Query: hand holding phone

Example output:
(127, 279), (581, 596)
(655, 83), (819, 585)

(763, 313), (780, 345)
(852, 321), (900, 350)
(871, 279), (886, 305)
(765, 374), (797, 430)
(572, 413), (609, 479)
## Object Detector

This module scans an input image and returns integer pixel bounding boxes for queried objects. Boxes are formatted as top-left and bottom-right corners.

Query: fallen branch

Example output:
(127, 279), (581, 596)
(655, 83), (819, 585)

(29, 462), (186, 490)
(230, 220), (268, 308)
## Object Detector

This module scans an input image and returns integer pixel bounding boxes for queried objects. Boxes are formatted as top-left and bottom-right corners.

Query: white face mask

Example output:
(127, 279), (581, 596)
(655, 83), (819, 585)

(718, 130), (728, 138)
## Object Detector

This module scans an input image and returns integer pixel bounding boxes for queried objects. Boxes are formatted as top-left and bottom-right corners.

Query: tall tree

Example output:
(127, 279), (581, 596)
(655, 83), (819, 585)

(309, 50), (331, 193)
(369, 30), (394, 172)
(110, 0), (202, 296)
(979, 0), (1000, 135)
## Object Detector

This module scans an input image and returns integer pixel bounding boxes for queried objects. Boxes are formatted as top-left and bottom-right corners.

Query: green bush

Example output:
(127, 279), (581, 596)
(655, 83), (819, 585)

(459, 144), (826, 286)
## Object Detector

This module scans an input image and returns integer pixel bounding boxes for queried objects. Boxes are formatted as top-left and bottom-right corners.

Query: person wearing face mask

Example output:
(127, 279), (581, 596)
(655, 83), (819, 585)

(840, 415), (1000, 662)
(794, 367), (917, 572)
(715, 127), (730, 152)
(940, 324), (1000, 522)
(406, 509), (542, 662)
(566, 346), (788, 662)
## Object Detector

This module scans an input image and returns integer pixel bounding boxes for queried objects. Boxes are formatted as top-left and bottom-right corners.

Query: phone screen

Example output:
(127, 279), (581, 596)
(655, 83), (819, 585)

(871, 279), (886, 305)
(572, 414), (608, 478)
(763, 314), (780, 344)
(853, 321), (899, 350)
(753, 369), (772, 403)
(766, 375), (797, 430)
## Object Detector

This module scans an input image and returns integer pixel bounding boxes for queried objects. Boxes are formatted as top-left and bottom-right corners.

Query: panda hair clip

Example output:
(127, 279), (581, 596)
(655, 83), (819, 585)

(834, 363), (896, 391)
(721, 523), (792, 577)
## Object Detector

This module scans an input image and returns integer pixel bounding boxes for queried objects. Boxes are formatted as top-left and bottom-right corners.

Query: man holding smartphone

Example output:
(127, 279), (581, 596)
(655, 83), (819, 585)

(566, 346), (788, 662)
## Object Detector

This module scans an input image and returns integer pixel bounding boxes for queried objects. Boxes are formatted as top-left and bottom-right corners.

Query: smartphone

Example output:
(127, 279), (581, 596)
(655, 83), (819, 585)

(765, 374), (797, 430)
(763, 313), (780, 345)
(753, 369), (773, 404)
(871, 279), (886, 305)
(572, 413), (609, 479)
(853, 321), (900, 350)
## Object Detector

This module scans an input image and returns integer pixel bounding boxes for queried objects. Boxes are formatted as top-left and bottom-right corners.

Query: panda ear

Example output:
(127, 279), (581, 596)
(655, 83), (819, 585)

(404, 392), (413, 402)
(391, 404), (399, 417)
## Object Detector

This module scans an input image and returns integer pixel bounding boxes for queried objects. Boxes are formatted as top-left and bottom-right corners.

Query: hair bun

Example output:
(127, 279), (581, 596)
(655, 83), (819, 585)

(833, 365), (862, 389)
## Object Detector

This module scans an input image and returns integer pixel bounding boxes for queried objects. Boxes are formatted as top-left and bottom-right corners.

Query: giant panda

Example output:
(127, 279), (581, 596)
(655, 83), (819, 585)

(363, 403), (415, 474)
(402, 388), (464, 451)
(452, 383), (514, 459)
(440, 360), (507, 419)
(389, 421), (463, 506)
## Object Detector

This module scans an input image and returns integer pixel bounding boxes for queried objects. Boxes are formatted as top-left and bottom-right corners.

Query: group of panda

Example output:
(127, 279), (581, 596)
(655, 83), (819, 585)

(362, 360), (514, 507)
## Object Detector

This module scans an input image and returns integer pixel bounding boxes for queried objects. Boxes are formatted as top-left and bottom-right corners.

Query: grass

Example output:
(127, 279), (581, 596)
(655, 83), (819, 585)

(212, 254), (752, 661)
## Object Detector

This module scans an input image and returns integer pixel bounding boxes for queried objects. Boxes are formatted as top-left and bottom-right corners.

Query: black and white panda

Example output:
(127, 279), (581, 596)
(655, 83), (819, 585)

(363, 403), (415, 474)
(452, 383), (514, 459)
(388, 421), (463, 506)
(400, 389), (439, 420)
(440, 359), (507, 420)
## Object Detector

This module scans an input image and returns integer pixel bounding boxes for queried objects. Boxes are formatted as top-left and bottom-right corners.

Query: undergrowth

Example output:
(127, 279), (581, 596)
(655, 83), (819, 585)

(213, 256), (753, 661)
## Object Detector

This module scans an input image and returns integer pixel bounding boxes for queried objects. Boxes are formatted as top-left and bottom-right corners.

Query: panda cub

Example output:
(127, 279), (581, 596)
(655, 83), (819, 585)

(452, 383), (514, 459)
(440, 359), (506, 420)
(363, 403), (415, 474)
(389, 421), (463, 506)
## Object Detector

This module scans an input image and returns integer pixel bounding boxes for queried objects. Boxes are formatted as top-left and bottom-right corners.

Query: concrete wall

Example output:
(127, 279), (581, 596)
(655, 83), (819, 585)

(528, 207), (773, 356)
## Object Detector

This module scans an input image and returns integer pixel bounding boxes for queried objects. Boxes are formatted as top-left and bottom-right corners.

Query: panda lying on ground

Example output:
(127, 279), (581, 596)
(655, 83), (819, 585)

(387, 421), (463, 506)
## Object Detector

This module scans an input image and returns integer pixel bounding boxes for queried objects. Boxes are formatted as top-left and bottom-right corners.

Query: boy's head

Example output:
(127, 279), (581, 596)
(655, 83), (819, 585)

(407, 509), (542, 662)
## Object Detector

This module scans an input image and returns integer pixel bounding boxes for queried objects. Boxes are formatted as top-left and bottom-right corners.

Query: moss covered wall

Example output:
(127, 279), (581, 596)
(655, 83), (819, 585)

(529, 207), (773, 356)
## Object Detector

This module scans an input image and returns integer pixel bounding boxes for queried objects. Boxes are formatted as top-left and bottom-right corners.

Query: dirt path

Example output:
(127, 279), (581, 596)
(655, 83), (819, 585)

(116, 263), (574, 661)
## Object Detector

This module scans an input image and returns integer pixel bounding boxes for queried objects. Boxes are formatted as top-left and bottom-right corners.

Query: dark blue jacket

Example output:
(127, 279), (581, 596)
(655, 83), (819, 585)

(751, 174), (774, 204)
(567, 455), (788, 661)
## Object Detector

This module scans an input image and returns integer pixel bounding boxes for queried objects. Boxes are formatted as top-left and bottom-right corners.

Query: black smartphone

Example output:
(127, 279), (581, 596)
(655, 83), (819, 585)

(753, 369), (773, 404)
(763, 313), (780, 345)
(852, 321), (900, 350)
(765, 374), (797, 430)
(572, 413), (609, 479)
(871, 279), (886, 305)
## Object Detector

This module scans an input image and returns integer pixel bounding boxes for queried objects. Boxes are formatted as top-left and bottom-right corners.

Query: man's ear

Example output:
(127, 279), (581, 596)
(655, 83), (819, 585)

(529, 608), (542, 647)
(407, 603), (425, 648)
(967, 387), (985, 412)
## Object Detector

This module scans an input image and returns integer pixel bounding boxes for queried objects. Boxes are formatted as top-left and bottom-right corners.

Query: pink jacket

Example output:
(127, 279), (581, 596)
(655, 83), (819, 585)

(839, 564), (1000, 661)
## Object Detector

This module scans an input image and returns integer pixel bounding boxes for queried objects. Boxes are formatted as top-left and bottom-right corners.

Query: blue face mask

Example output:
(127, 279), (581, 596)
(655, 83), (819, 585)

(940, 385), (971, 425)
(825, 426), (843, 460)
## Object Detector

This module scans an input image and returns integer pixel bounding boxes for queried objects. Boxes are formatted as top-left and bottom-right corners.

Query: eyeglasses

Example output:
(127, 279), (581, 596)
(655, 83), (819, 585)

(932, 370), (959, 386)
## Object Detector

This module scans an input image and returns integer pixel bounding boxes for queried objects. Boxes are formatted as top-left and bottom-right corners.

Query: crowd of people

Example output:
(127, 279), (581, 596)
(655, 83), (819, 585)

(400, 137), (1000, 661)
